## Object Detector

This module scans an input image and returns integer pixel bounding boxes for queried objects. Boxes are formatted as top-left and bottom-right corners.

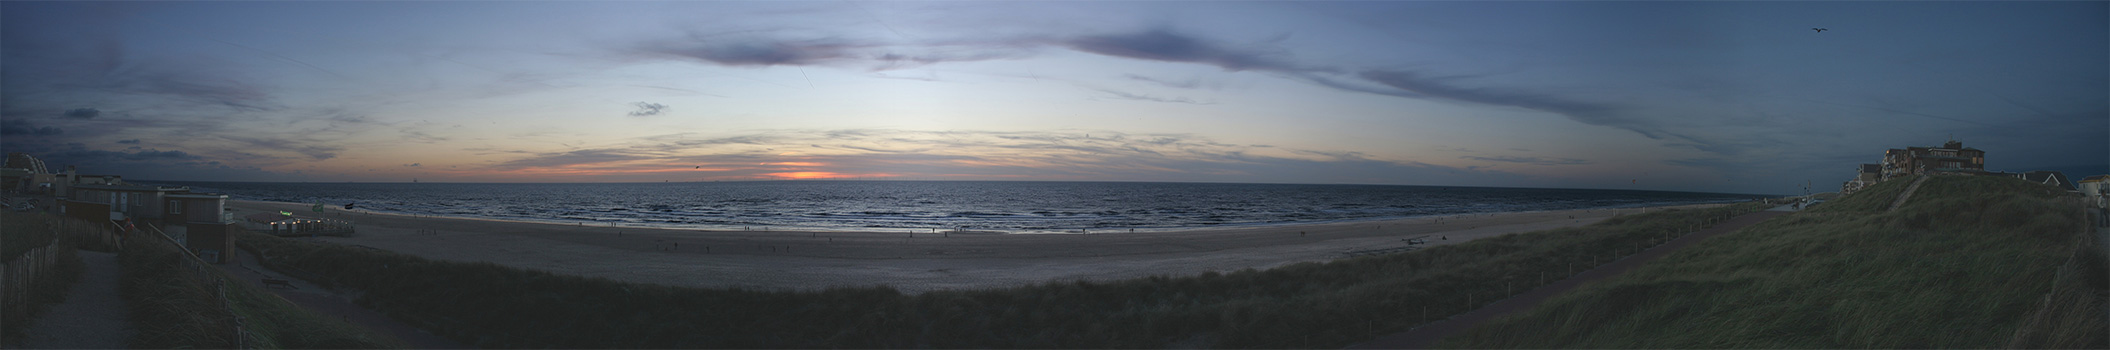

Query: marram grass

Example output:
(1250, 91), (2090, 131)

(120, 222), (402, 349)
(1441, 175), (2103, 348)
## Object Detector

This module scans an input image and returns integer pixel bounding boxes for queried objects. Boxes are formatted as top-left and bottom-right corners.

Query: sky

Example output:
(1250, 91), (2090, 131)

(2, 1), (2103, 195)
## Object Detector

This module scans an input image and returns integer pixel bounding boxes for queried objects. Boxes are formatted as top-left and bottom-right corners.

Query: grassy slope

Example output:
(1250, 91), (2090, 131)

(121, 225), (402, 349)
(1442, 175), (2104, 348)
(237, 202), (1767, 348)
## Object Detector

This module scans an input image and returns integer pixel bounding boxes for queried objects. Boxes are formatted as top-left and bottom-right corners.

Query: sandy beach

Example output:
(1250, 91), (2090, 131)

(228, 200), (1724, 294)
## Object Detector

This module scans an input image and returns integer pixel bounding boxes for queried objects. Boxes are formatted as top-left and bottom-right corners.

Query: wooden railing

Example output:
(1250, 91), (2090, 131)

(135, 224), (252, 349)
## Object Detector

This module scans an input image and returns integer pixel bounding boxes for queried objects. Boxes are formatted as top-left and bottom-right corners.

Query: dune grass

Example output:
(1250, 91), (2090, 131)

(222, 271), (409, 349)
(3, 211), (59, 260)
(121, 232), (246, 348)
(236, 202), (1765, 348)
(0, 212), (83, 344)
(1441, 175), (2103, 348)
(1807, 176), (1915, 213)
(121, 223), (402, 349)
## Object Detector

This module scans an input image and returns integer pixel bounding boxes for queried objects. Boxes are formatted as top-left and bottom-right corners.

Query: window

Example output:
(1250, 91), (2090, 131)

(169, 200), (183, 214)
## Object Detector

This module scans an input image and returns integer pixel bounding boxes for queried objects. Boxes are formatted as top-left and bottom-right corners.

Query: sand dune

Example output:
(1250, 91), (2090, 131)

(228, 200), (1723, 294)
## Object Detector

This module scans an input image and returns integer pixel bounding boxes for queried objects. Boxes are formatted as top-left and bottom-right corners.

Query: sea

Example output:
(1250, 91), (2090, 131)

(145, 181), (1771, 233)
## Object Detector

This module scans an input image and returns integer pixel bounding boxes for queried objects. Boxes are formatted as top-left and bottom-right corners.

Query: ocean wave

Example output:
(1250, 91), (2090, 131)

(152, 181), (1768, 233)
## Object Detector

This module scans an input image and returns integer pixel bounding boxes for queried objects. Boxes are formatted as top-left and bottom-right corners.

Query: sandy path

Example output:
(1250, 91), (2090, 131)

(230, 200), (1725, 294)
(16, 251), (134, 349)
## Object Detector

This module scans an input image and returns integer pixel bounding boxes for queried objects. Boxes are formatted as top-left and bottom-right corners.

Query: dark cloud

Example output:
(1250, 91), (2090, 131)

(1461, 155), (1591, 166)
(870, 50), (1025, 70)
(397, 126), (450, 143)
(10, 48), (277, 111)
(1050, 30), (1744, 156)
(0, 119), (62, 136)
(491, 149), (651, 170)
(646, 37), (857, 67)
(116, 139), (140, 144)
(1360, 70), (1616, 124)
(404, 163), (421, 167)
(1, 144), (295, 182)
(1124, 74), (1219, 90)
(628, 85), (726, 97)
(221, 136), (343, 160)
(637, 32), (1030, 71)
(3, 5), (278, 114)
(1663, 157), (1739, 169)
(1089, 88), (1213, 105)
(124, 69), (278, 110)
(1063, 29), (1311, 72)
(17, 143), (200, 163)
(62, 108), (99, 119)
(631, 28), (1724, 157)
(1354, 69), (1746, 154)
(129, 149), (198, 160)
(628, 102), (668, 117)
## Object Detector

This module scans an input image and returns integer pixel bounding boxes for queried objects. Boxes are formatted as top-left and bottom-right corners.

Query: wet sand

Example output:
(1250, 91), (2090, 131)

(228, 200), (1723, 294)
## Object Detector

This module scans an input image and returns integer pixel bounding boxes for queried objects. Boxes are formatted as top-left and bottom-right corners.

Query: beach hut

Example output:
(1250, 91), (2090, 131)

(67, 183), (188, 224)
(170, 193), (235, 263)
(244, 211), (356, 237)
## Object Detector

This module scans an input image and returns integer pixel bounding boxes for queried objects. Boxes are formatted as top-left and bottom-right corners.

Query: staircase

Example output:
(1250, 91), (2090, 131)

(1887, 175), (1931, 212)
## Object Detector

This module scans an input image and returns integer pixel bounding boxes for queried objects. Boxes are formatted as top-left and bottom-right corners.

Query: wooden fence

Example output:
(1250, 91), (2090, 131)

(1, 244), (61, 317)
(1, 215), (124, 315)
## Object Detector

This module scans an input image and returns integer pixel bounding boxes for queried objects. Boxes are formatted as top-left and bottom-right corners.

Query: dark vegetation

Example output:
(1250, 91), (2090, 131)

(1443, 175), (2104, 348)
(0, 212), (83, 344)
(237, 201), (1766, 348)
(3, 211), (60, 259)
(121, 231), (246, 348)
(121, 221), (402, 349)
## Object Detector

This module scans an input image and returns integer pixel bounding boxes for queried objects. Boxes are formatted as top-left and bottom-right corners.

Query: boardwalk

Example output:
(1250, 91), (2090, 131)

(1888, 175), (1931, 212)
(1350, 207), (1793, 349)
(14, 251), (134, 349)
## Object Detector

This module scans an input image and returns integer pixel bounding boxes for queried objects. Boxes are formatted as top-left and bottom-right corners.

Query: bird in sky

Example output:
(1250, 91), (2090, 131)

(1812, 28), (1828, 33)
